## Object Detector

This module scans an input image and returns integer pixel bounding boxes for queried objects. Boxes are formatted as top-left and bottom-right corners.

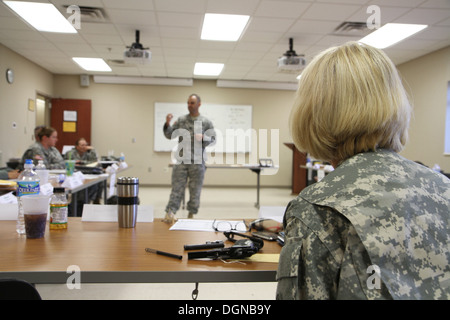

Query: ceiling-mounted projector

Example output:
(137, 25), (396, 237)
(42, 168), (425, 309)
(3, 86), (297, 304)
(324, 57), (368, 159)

(124, 30), (151, 64)
(277, 38), (305, 72)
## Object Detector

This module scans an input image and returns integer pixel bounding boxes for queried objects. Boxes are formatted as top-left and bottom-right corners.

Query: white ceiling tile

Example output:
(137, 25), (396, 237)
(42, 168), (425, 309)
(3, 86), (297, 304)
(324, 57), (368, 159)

(197, 49), (232, 60)
(419, 0), (450, 10)
(163, 38), (201, 49)
(347, 5), (411, 23)
(157, 12), (203, 28)
(366, 0), (424, 8)
(254, 1), (311, 18)
(0, 16), (33, 30)
(395, 8), (450, 25)
(154, 0), (206, 13)
(241, 30), (283, 43)
(107, 9), (157, 25)
(414, 26), (450, 40)
(301, 3), (363, 21)
(159, 26), (200, 40)
(289, 20), (339, 34)
(437, 16), (450, 27)
(99, 0), (154, 10)
(52, 0), (105, 9)
(206, 0), (260, 15)
(247, 17), (296, 32)
(316, 34), (361, 47)
(234, 41), (274, 53)
(77, 22), (118, 35)
(316, 0), (370, 4)
(80, 33), (124, 45)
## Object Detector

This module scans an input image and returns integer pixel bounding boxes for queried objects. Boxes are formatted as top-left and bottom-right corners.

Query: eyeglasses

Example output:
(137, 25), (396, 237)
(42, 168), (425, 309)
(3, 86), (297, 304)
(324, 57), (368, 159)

(212, 219), (248, 232)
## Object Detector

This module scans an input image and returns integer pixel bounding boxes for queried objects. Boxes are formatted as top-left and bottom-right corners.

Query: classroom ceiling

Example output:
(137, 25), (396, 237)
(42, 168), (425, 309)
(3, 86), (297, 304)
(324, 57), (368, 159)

(0, 0), (449, 84)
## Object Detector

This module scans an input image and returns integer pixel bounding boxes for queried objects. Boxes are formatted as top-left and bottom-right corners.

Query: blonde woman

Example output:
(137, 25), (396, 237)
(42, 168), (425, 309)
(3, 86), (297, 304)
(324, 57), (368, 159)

(276, 42), (449, 300)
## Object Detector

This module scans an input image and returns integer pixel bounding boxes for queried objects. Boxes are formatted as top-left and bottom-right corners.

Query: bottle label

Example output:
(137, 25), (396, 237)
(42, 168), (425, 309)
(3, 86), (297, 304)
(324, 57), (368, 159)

(50, 204), (68, 224)
(17, 181), (40, 197)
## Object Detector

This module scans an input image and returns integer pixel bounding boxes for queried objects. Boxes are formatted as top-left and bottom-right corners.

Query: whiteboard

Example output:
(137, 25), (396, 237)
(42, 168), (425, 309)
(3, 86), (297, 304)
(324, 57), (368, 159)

(154, 102), (252, 153)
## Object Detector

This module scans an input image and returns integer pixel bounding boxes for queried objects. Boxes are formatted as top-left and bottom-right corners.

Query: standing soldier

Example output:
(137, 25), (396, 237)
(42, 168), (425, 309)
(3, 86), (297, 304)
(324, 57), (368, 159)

(163, 94), (215, 223)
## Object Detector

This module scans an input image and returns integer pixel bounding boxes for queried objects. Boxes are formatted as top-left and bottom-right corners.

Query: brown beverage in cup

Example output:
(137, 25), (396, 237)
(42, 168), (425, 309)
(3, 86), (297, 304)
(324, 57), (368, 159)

(24, 213), (47, 239)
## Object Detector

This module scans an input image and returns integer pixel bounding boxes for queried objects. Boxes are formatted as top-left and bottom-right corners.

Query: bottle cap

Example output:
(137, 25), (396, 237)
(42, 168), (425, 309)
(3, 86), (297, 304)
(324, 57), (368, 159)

(53, 187), (65, 193)
(25, 159), (32, 164)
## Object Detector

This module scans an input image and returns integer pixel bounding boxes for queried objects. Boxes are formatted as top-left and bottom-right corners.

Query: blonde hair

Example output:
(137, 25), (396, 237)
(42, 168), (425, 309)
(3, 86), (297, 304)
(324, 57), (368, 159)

(290, 41), (411, 164)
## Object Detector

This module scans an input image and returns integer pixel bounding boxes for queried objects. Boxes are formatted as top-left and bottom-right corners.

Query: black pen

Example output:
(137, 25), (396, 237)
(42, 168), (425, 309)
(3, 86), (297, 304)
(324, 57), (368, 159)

(145, 248), (183, 260)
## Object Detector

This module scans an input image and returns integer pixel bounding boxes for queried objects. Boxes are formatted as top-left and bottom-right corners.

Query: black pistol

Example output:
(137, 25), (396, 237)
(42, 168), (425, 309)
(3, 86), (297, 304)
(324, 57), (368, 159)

(184, 240), (224, 251)
(187, 239), (259, 260)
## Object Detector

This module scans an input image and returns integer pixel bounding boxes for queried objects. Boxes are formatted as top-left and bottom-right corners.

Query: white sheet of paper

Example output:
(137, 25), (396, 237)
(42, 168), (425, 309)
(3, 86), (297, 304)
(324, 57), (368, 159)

(258, 206), (285, 223)
(108, 173), (116, 198)
(62, 175), (83, 189)
(169, 219), (215, 231)
(0, 192), (17, 204)
(0, 203), (18, 220)
(169, 219), (245, 232)
(39, 183), (54, 196)
(81, 204), (153, 222)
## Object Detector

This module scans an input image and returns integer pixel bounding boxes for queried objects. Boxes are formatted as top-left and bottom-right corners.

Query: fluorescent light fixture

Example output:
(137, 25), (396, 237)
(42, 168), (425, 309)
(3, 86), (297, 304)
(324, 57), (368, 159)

(201, 13), (250, 41)
(93, 76), (193, 87)
(72, 58), (112, 72)
(3, 1), (77, 33)
(217, 80), (298, 91)
(359, 23), (427, 49)
(194, 63), (224, 76)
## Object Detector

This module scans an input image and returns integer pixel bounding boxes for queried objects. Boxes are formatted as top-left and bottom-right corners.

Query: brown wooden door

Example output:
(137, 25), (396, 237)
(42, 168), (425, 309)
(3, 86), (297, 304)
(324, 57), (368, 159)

(51, 99), (91, 153)
(284, 143), (307, 195)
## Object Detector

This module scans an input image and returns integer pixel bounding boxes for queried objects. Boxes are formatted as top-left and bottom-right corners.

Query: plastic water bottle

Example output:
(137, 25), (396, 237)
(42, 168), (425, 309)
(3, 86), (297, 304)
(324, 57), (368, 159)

(35, 159), (48, 184)
(16, 159), (40, 234)
(35, 160), (46, 170)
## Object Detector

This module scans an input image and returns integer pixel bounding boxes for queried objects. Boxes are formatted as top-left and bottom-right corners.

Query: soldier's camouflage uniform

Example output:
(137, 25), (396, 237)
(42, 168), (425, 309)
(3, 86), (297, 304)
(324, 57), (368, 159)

(276, 149), (450, 300)
(64, 148), (98, 163)
(163, 114), (215, 215)
(65, 148), (101, 202)
(22, 143), (65, 169)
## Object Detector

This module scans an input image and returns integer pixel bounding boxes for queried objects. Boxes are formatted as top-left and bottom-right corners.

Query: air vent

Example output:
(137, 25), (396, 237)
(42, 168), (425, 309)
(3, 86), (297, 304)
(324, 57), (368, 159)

(63, 6), (108, 23)
(107, 59), (126, 66)
(332, 21), (371, 37)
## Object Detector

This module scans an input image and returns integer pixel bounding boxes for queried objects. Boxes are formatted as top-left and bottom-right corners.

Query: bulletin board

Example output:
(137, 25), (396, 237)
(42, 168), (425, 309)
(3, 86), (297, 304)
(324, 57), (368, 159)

(154, 102), (252, 153)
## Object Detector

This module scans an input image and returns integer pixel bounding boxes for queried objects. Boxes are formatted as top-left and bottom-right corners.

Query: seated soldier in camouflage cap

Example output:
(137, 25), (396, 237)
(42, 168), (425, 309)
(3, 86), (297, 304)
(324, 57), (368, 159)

(276, 42), (449, 300)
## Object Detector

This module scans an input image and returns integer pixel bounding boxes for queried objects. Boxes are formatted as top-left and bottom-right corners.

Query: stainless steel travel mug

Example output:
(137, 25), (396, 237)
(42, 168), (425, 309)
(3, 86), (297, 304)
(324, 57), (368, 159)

(117, 177), (139, 228)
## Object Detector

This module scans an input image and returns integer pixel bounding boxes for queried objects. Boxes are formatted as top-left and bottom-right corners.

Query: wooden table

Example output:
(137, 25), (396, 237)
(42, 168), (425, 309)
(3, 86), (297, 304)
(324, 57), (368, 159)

(0, 218), (280, 285)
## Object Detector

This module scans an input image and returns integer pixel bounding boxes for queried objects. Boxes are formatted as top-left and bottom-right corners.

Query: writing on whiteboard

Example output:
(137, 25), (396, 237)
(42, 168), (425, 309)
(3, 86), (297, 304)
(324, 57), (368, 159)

(154, 102), (252, 153)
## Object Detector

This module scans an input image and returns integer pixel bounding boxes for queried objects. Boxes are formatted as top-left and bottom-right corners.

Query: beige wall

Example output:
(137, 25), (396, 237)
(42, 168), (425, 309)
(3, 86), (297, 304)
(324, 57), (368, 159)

(52, 76), (295, 186)
(0, 43), (53, 166)
(1, 42), (449, 186)
(397, 46), (450, 172)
